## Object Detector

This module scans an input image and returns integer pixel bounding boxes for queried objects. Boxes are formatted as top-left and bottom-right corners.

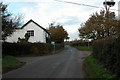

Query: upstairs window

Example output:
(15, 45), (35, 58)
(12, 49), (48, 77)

(27, 30), (34, 36)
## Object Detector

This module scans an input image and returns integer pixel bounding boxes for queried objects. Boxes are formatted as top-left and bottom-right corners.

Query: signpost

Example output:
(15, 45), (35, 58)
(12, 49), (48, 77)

(51, 41), (55, 45)
(51, 41), (55, 54)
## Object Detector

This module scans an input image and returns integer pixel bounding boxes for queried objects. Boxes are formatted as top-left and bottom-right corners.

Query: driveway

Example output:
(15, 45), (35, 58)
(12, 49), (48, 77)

(3, 45), (91, 78)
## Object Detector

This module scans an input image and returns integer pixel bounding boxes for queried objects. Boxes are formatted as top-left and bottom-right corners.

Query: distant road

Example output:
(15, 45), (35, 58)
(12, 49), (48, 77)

(3, 45), (91, 78)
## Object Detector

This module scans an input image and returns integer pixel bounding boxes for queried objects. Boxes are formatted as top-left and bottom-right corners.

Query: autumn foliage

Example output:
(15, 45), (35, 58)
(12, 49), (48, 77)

(48, 23), (68, 43)
(79, 10), (120, 40)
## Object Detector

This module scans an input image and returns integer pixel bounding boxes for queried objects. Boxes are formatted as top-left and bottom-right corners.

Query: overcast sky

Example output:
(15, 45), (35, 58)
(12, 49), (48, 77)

(2, 0), (120, 41)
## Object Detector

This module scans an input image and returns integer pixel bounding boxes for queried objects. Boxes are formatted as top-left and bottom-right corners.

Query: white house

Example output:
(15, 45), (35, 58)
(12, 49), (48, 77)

(118, 1), (120, 19)
(6, 19), (50, 43)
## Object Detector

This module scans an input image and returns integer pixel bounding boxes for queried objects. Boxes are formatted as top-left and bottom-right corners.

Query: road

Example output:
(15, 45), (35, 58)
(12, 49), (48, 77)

(3, 45), (91, 78)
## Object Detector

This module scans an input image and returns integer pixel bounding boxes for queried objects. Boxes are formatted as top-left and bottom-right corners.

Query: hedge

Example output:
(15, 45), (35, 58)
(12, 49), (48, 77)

(93, 37), (120, 76)
(70, 41), (92, 47)
(2, 43), (64, 56)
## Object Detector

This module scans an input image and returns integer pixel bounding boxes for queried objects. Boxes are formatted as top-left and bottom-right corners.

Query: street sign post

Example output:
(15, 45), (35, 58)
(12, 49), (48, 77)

(51, 41), (55, 54)
(51, 41), (55, 45)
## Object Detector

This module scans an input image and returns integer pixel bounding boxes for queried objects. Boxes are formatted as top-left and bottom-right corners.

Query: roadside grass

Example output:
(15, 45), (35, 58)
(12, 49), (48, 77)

(2, 56), (24, 73)
(84, 55), (116, 79)
(74, 46), (92, 51)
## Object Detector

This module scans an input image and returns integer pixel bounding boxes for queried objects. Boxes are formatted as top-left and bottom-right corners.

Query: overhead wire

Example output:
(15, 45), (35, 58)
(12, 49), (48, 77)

(54, 0), (120, 12)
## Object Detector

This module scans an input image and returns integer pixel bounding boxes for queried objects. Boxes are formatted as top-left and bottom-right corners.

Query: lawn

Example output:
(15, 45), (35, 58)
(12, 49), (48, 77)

(74, 46), (92, 51)
(2, 56), (24, 73)
(84, 55), (116, 78)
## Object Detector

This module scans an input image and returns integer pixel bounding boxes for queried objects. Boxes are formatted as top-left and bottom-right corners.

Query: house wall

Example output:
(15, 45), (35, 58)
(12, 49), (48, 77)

(119, 1), (120, 19)
(6, 29), (24, 43)
(6, 22), (47, 43)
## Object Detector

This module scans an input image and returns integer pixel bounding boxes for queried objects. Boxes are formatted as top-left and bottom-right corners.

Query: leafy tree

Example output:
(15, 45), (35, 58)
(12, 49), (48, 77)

(17, 33), (30, 43)
(1, 2), (23, 41)
(65, 36), (70, 42)
(48, 23), (68, 43)
(79, 10), (120, 40)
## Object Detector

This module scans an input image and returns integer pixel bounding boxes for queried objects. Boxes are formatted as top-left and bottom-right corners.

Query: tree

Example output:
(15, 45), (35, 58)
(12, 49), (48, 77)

(1, 2), (23, 41)
(79, 10), (119, 40)
(48, 23), (68, 43)
(65, 36), (70, 42)
(17, 33), (30, 43)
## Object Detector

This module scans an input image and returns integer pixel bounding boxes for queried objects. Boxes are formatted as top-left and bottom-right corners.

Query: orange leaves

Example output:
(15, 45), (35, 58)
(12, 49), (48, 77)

(48, 24), (68, 43)
(79, 10), (120, 40)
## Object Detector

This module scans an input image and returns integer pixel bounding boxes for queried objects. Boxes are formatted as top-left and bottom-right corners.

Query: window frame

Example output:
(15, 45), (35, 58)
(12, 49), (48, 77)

(27, 30), (34, 36)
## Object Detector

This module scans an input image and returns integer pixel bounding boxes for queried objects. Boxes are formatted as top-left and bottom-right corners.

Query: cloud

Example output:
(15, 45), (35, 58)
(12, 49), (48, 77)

(3, 0), (54, 2)
(4, 0), (119, 41)
(63, 24), (80, 40)
(69, 31), (80, 41)
(21, 8), (29, 13)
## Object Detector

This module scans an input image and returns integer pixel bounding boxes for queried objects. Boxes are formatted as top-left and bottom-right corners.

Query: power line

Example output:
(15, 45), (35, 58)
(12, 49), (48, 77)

(54, 0), (120, 11)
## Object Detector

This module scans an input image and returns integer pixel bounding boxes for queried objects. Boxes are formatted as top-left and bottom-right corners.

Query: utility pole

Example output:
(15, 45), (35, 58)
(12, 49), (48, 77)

(103, 0), (115, 14)
(103, 0), (115, 12)
(103, 0), (115, 37)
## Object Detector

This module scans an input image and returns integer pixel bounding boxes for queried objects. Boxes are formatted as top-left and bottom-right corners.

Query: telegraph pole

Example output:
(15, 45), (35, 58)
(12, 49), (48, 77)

(103, 0), (115, 13)
(103, 0), (115, 37)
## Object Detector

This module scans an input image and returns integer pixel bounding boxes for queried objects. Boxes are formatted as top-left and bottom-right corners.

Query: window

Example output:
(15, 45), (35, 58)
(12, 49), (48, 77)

(27, 30), (34, 36)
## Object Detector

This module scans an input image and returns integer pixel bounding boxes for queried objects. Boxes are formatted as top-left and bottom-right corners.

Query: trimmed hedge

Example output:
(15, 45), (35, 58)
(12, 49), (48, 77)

(2, 43), (64, 56)
(71, 41), (92, 47)
(93, 37), (120, 76)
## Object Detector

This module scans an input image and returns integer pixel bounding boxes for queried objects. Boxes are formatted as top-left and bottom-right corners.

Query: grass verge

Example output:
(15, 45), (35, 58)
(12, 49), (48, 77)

(84, 55), (116, 79)
(2, 56), (25, 73)
(74, 46), (92, 51)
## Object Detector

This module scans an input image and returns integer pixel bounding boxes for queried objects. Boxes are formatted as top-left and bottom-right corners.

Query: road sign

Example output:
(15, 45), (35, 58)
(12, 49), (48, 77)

(51, 41), (55, 44)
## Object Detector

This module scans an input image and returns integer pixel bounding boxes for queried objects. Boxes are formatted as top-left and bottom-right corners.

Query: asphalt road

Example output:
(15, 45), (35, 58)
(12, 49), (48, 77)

(3, 45), (91, 78)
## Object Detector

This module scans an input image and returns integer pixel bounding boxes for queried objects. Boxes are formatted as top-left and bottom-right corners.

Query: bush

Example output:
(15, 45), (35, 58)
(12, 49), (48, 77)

(2, 43), (64, 56)
(93, 37), (120, 76)
(70, 41), (92, 47)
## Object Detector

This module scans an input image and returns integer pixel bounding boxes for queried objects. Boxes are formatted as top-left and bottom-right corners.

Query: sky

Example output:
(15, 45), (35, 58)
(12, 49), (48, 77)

(2, 0), (120, 41)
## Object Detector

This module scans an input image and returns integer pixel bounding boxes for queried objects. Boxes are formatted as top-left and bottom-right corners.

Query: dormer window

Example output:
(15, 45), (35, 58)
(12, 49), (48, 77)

(27, 30), (34, 36)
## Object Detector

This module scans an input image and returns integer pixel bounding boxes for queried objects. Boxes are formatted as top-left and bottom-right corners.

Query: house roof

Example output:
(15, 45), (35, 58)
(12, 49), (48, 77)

(20, 19), (50, 35)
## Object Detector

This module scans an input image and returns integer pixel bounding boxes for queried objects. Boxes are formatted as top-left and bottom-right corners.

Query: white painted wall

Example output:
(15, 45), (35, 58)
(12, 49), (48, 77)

(6, 21), (47, 43)
(6, 29), (25, 43)
(118, 1), (120, 19)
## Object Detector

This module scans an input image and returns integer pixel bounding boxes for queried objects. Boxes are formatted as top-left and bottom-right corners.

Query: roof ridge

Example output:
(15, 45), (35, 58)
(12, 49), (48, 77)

(21, 19), (50, 35)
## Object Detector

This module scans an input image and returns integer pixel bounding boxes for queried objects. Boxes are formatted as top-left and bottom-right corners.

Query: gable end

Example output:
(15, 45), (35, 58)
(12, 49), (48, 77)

(21, 19), (50, 35)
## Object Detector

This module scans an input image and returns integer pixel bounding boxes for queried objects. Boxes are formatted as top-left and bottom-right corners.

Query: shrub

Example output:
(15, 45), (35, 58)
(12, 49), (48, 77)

(17, 33), (30, 43)
(70, 41), (92, 47)
(93, 37), (120, 76)
(2, 43), (64, 56)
